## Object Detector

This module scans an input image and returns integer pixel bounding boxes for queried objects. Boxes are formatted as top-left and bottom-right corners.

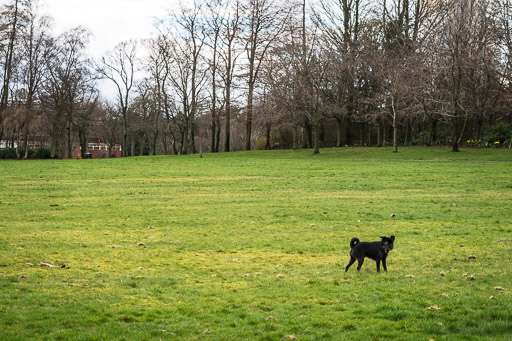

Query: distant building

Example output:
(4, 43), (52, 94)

(72, 138), (122, 159)
(1, 137), (121, 159)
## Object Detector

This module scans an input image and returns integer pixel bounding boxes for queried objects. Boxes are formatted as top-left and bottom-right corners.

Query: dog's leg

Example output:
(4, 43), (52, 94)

(382, 257), (387, 272)
(356, 258), (364, 271)
(376, 260), (380, 272)
(345, 256), (356, 272)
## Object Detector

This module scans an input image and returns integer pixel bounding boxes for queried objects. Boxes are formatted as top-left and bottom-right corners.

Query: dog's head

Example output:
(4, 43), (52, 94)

(380, 235), (395, 253)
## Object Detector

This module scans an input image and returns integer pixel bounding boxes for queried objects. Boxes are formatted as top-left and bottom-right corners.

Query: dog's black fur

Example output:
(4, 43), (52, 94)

(345, 236), (395, 272)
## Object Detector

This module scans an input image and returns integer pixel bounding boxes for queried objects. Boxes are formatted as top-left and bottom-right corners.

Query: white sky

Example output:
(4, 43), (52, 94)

(37, 0), (181, 99)
(40, 0), (179, 59)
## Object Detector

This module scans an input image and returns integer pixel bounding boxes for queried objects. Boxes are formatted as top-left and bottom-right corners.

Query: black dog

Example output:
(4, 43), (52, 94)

(345, 236), (395, 272)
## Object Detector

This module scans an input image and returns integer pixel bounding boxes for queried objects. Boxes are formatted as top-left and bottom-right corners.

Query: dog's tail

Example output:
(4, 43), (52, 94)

(350, 237), (360, 248)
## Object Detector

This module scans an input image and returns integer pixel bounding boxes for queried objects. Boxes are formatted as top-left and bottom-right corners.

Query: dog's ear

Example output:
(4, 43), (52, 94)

(390, 235), (395, 241)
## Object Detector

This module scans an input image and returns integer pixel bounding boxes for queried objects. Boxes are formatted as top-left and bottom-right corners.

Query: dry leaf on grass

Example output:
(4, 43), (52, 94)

(428, 305), (441, 311)
(40, 262), (65, 268)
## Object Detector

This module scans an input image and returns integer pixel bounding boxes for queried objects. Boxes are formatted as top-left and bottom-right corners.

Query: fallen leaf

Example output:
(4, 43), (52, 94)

(494, 286), (505, 291)
(405, 274), (415, 278)
(284, 335), (297, 340)
(466, 275), (475, 281)
(26, 263), (33, 267)
(266, 316), (276, 321)
(40, 262), (65, 268)
(276, 274), (283, 278)
(490, 296), (496, 300)
(428, 305), (441, 311)
(19, 275), (27, 279)
(390, 214), (396, 218)
(468, 255), (476, 259)
(438, 293), (448, 297)
(440, 272), (446, 277)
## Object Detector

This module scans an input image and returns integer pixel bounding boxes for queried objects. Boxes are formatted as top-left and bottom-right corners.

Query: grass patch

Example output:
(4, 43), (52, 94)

(1, 147), (511, 340)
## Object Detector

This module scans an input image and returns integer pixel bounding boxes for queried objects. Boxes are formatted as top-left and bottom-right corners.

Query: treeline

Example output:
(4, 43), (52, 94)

(1, 0), (511, 159)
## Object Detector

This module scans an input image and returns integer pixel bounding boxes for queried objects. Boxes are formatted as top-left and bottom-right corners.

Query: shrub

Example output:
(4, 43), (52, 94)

(0, 148), (17, 159)
(411, 129), (451, 146)
(254, 138), (268, 150)
(32, 147), (52, 159)
(482, 122), (512, 148)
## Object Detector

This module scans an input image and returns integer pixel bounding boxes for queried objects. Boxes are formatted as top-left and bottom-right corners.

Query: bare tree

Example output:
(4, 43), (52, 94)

(19, 1), (52, 158)
(96, 40), (137, 157)
(204, 0), (224, 152)
(0, 0), (22, 142)
(219, 0), (243, 152)
(157, 1), (208, 155)
(40, 27), (93, 158)
(241, 0), (290, 150)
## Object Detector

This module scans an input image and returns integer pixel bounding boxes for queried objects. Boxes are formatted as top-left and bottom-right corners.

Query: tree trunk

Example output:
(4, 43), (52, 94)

(382, 119), (386, 147)
(377, 119), (381, 147)
(391, 96), (398, 153)
(215, 120), (221, 153)
(210, 120), (216, 153)
(367, 123), (371, 146)
(265, 122), (271, 150)
(403, 119), (408, 147)
(452, 116), (460, 152)
(67, 125), (72, 159)
(139, 134), (146, 156)
(293, 125), (299, 150)
(246, 83), (254, 150)
(313, 124), (320, 154)
(79, 130), (87, 159)
(428, 118), (437, 146)
(122, 114), (128, 157)
(336, 118), (343, 147)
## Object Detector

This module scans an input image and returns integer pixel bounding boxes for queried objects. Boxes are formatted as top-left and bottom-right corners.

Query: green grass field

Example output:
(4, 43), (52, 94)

(1, 147), (511, 340)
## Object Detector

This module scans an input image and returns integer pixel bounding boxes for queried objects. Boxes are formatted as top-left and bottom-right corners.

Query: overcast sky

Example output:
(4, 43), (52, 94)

(36, 0), (180, 98)
(40, 0), (178, 59)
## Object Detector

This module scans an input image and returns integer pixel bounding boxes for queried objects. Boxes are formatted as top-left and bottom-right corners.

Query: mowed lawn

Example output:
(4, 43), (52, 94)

(1, 147), (511, 340)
